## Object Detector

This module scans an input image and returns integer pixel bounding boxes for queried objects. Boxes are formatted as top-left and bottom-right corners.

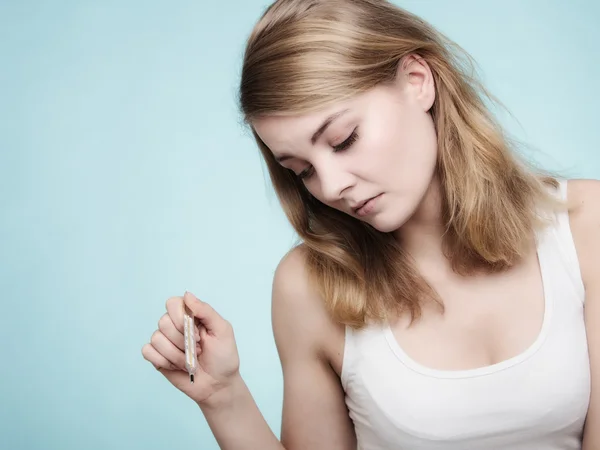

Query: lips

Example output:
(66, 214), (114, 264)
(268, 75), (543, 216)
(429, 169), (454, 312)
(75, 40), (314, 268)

(352, 199), (370, 213)
(350, 194), (381, 214)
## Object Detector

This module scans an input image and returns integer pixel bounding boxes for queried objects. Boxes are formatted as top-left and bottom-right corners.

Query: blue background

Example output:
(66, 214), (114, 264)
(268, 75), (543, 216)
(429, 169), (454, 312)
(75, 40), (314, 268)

(1, 1), (598, 449)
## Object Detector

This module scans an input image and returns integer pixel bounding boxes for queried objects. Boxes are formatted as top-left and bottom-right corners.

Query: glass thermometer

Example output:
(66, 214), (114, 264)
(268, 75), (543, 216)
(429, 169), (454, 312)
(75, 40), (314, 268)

(183, 305), (198, 383)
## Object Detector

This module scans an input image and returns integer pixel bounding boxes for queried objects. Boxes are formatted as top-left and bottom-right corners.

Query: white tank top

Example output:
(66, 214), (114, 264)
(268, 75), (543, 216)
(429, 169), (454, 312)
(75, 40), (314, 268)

(340, 179), (591, 450)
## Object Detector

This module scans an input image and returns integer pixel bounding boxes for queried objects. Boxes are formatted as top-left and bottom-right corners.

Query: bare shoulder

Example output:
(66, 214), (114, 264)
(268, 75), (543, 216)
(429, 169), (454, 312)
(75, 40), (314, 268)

(270, 246), (356, 449)
(272, 245), (317, 313)
(567, 178), (600, 289)
(271, 245), (345, 372)
(567, 178), (600, 211)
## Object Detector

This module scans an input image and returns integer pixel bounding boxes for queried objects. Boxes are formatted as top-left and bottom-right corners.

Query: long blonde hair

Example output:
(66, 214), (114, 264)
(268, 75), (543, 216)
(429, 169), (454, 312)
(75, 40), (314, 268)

(238, 0), (560, 328)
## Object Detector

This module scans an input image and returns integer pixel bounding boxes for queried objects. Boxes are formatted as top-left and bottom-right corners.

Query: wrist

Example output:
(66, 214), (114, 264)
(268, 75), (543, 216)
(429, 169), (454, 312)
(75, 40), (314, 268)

(197, 371), (246, 412)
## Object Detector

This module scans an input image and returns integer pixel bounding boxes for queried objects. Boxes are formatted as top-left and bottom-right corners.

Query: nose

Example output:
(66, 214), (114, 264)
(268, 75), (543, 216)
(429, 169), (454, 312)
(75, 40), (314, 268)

(317, 160), (355, 204)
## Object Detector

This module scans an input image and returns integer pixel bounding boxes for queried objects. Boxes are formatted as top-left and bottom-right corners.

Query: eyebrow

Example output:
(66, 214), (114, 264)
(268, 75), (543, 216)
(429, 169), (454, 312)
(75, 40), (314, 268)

(274, 108), (350, 164)
(311, 108), (349, 145)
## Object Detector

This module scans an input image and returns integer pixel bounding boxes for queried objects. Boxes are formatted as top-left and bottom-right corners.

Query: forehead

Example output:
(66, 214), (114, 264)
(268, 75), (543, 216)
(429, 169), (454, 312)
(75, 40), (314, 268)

(252, 112), (315, 149)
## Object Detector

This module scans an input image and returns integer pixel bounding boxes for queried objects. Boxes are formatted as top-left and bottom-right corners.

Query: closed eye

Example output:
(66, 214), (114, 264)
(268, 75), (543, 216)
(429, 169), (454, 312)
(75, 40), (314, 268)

(298, 165), (314, 180)
(298, 127), (359, 180)
(333, 127), (359, 152)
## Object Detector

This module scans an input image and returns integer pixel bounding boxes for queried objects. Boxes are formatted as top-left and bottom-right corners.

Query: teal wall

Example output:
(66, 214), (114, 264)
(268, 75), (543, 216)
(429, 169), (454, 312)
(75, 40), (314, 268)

(1, 1), (598, 449)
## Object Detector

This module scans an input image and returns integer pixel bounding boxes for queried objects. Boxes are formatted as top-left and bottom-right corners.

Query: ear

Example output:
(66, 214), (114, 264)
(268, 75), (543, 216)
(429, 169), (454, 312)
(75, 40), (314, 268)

(395, 53), (436, 112)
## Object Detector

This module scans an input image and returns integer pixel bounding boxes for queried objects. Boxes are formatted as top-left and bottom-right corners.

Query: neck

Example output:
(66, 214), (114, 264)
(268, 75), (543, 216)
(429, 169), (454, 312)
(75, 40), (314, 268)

(393, 175), (447, 264)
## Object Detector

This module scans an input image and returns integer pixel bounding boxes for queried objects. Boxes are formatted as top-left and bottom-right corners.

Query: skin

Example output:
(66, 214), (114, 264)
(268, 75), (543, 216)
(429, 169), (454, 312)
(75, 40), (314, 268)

(141, 54), (599, 449)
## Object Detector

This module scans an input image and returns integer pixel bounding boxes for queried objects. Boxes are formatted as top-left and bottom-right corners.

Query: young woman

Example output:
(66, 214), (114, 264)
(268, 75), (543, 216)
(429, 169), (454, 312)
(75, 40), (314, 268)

(141, 0), (599, 448)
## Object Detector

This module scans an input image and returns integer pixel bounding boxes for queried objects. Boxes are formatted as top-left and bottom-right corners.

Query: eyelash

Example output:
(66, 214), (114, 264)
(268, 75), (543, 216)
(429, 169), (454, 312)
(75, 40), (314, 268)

(298, 128), (359, 180)
(333, 128), (359, 152)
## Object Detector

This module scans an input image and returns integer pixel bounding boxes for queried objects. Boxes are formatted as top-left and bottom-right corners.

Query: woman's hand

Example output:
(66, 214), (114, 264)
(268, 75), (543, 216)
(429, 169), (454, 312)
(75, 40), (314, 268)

(142, 291), (241, 406)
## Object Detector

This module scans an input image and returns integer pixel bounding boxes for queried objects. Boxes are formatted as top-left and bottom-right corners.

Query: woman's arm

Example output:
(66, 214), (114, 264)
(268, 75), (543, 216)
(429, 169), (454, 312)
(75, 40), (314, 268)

(190, 247), (356, 450)
(271, 248), (357, 449)
(568, 179), (600, 449)
(197, 373), (285, 449)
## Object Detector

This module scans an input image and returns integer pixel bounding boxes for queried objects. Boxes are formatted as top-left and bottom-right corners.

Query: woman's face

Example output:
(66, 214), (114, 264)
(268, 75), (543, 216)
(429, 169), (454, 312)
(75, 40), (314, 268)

(253, 55), (439, 233)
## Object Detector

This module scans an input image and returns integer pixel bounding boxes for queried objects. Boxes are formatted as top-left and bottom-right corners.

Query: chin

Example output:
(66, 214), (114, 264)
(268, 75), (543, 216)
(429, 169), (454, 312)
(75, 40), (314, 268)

(366, 213), (410, 234)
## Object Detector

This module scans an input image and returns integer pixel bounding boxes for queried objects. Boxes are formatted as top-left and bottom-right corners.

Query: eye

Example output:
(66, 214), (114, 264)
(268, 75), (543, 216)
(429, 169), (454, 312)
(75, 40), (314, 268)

(295, 127), (359, 181)
(298, 166), (314, 180)
(333, 127), (359, 152)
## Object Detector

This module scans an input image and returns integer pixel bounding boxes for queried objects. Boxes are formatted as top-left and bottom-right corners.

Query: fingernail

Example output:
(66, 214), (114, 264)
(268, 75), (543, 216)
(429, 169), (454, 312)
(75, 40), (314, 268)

(186, 291), (200, 302)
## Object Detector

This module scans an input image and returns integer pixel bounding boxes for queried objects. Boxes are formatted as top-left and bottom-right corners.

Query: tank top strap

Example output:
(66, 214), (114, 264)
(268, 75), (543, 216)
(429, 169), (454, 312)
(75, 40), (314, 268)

(545, 178), (585, 303)
(340, 324), (356, 391)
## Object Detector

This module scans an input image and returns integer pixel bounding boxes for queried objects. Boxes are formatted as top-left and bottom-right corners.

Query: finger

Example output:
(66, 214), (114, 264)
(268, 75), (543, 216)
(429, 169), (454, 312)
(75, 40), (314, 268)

(165, 296), (185, 334)
(199, 325), (209, 341)
(157, 367), (190, 386)
(165, 296), (201, 339)
(183, 291), (228, 335)
(158, 313), (185, 351)
(150, 330), (187, 370)
(141, 343), (178, 371)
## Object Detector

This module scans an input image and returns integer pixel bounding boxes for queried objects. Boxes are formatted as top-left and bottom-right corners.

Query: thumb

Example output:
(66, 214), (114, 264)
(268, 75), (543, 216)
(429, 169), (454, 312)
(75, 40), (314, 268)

(183, 291), (226, 335)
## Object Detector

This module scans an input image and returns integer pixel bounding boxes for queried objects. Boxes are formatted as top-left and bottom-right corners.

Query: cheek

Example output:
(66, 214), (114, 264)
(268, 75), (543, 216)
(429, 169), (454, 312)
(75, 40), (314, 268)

(378, 112), (437, 183)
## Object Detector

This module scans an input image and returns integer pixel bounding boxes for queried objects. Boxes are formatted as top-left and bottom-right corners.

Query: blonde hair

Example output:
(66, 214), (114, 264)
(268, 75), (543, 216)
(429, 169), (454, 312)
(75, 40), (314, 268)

(238, 0), (560, 328)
